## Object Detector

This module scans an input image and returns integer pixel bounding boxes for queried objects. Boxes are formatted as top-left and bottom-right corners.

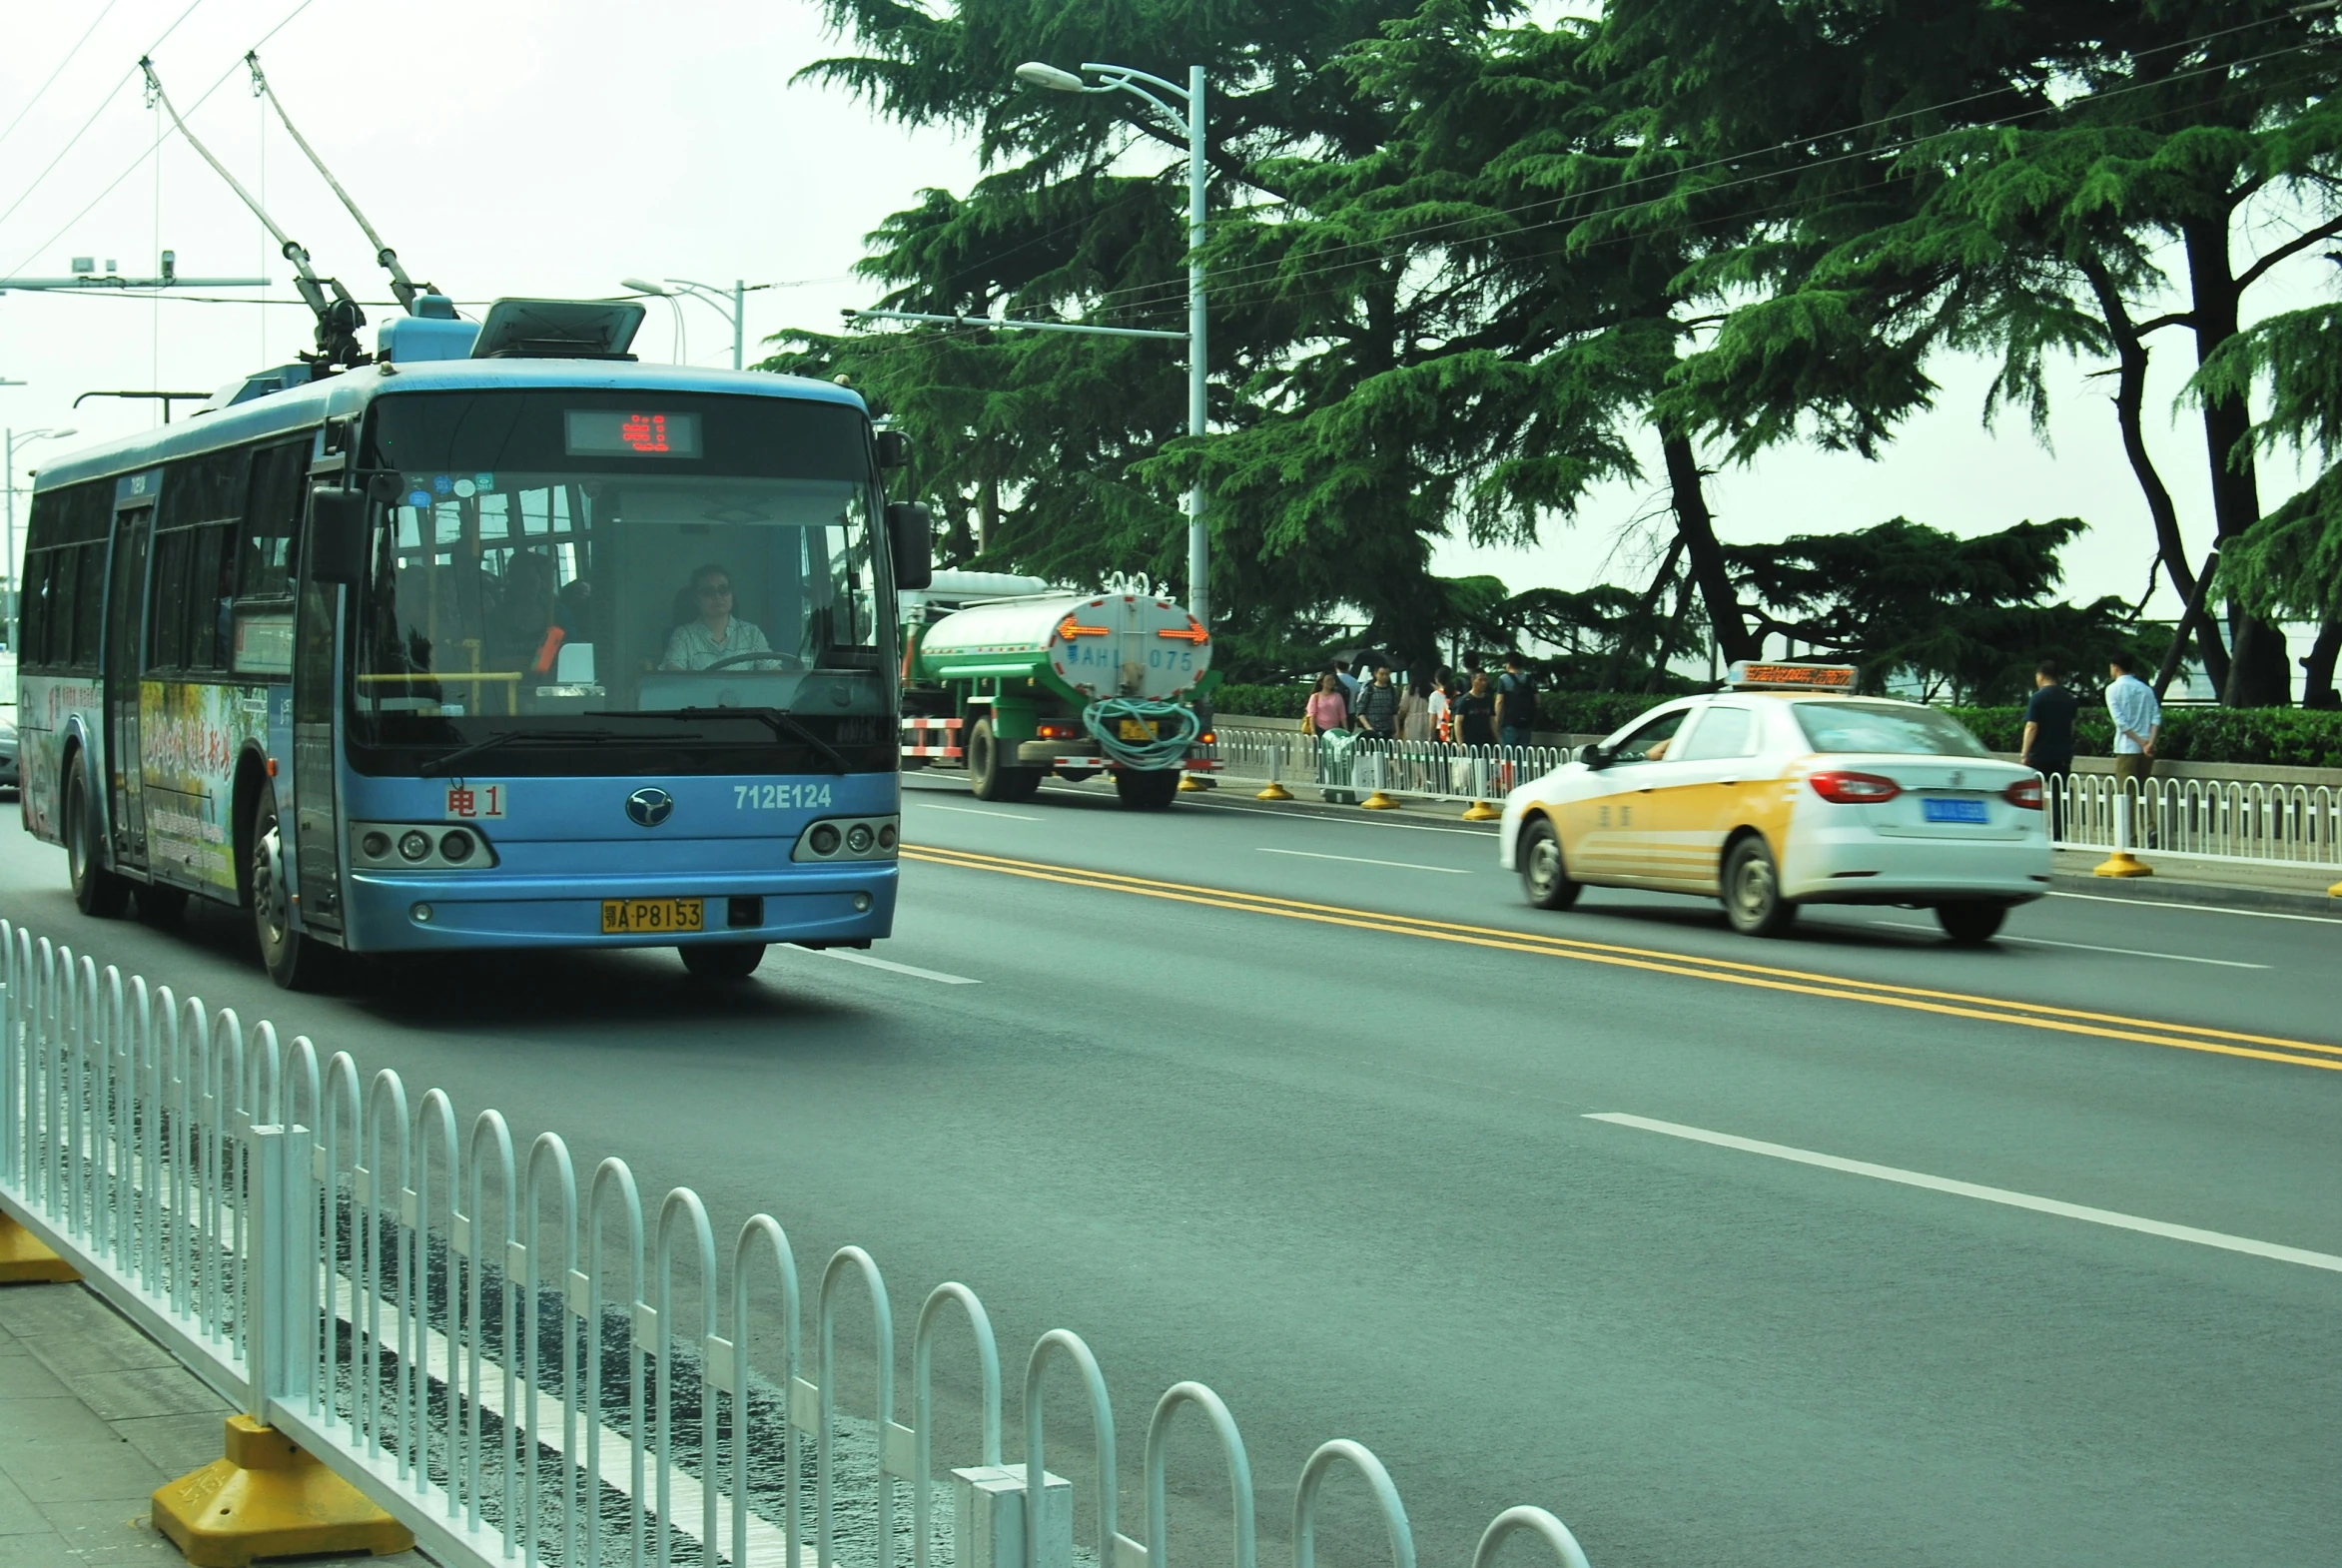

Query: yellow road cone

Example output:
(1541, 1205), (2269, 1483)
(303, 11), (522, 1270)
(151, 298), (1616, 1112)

(154, 1416), (411, 1568)
(0, 1213), (78, 1284)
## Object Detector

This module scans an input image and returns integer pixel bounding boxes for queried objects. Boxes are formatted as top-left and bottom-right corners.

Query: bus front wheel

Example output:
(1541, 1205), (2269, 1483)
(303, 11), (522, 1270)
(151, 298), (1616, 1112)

(249, 792), (339, 991)
(680, 942), (766, 980)
(66, 766), (129, 919)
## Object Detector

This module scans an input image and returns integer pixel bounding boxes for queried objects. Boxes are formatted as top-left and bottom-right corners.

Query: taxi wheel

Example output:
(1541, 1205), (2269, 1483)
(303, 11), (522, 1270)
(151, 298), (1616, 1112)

(1722, 836), (1798, 937)
(681, 941), (767, 980)
(1518, 818), (1580, 911)
(1935, 901), (2006, 945)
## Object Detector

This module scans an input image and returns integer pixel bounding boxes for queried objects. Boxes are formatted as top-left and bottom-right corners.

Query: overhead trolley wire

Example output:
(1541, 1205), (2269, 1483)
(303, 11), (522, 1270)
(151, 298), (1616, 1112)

(0, 0), (126, 154)
(0, 0), (206, 237)
(1, 0), (316, 281)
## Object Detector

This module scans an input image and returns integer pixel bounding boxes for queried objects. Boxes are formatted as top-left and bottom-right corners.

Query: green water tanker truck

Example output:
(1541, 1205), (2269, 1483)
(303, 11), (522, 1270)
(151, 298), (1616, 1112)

(899, 573), (1220, 808)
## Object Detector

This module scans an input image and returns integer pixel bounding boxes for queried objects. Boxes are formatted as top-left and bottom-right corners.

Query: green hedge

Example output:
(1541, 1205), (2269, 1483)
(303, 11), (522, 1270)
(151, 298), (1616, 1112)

(1216, 682), (2342, 768)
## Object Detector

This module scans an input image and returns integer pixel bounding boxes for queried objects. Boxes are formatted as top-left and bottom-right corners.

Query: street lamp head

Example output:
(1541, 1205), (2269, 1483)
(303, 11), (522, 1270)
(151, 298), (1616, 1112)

(1015, 62), (1088, 92)
(620, 278), (669, 296)
(40, 428), (74, 440)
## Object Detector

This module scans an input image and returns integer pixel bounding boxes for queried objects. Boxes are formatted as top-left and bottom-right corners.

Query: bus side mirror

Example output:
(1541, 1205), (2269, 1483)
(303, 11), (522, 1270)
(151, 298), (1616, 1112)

(875, 429), (911, 470)
(886, 501), (933, 591)
(307, 487), (369, 585)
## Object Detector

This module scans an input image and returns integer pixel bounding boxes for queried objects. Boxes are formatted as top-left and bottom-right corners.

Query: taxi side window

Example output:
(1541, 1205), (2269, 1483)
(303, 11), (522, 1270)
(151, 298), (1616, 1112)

(1610, 708), (1689, 764)
(1678, 704), (1757, 761)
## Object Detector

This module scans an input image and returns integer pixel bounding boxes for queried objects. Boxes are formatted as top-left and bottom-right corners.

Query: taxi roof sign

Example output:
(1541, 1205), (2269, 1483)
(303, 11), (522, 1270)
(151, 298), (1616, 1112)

(1726, 660), (1859, 692)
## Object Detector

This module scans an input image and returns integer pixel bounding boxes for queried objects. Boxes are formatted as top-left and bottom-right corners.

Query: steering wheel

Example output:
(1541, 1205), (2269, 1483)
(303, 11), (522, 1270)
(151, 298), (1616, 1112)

(699, 650), (805, 672)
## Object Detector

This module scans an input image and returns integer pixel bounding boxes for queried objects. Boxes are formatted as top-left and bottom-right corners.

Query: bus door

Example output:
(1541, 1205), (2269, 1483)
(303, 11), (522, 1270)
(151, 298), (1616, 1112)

(103, 502), (154, 873)
(291, 475), (346, 935)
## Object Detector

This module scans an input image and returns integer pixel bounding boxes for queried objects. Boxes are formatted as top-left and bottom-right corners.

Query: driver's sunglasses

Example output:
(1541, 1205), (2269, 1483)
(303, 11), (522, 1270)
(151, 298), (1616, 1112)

(700, 583), (734, 598)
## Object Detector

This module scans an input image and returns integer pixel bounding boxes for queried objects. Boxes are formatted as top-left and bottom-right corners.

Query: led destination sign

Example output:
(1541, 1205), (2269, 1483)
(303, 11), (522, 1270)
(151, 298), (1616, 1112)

(562, 409), (704, 457)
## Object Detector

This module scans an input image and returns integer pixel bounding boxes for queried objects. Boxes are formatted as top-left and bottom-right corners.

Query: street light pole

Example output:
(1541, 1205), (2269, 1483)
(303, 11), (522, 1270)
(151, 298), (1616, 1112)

(1002, 60), (1212, 623)
(3, 427), (76, 650)
(620, 277), (757, 370)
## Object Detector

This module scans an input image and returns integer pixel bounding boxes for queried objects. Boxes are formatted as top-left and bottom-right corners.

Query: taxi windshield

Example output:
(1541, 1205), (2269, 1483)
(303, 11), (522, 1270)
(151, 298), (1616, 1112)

(1792, 701), (1988, 758)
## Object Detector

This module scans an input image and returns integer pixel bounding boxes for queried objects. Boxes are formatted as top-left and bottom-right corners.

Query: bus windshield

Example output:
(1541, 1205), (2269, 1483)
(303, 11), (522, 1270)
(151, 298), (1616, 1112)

(352, 390), (893, 770)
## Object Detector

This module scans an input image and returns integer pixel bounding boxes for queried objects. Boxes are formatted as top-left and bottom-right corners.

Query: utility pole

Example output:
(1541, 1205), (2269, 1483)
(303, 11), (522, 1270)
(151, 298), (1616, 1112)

(848, 61), (1215, 622)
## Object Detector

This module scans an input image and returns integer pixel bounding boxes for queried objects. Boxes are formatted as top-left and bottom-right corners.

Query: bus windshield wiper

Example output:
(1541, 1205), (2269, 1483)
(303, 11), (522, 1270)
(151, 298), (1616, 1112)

(418, 728), (633, 777)
(594, 708), (851, 776)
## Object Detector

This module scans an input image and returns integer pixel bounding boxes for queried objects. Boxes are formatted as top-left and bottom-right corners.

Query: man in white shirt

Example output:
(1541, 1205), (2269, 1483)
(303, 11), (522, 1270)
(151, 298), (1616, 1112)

(2105, 649), (2161, 787)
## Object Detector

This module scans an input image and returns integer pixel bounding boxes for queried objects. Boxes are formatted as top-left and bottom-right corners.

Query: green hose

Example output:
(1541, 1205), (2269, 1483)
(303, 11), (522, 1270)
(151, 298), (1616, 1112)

(1083, 698), (1199, 770)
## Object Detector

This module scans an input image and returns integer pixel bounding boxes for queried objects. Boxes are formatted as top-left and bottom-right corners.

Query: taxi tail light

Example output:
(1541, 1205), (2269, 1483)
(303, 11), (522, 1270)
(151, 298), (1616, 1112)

(1808, 770), (1902, 804)
(2004, 776), (2043, 810)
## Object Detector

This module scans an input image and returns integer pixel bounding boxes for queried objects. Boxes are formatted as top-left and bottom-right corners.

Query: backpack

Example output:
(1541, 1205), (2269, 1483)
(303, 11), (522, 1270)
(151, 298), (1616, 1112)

(1498, 671), (1539, 729)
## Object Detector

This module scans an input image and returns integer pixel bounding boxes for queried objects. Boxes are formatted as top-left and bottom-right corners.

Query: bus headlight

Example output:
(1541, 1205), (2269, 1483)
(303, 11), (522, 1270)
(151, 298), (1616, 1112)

(793, 816), (899, 862)
(398, 831), (432, 862)
(352, 822), (500, 872)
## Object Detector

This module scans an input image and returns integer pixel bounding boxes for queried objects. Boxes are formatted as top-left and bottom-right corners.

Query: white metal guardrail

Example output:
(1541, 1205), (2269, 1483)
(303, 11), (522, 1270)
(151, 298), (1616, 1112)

(2047, 774), (2342, 867)
(1202, 731), (1572, 809)
(0, 925), (1594, 1568)
(1206, 731), (2341, 869)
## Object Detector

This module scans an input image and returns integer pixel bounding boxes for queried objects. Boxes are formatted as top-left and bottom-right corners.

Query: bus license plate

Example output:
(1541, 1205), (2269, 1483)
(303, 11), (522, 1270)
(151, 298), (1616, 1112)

(601, 898), (704, 934)
(1923, 797), (1989, 824)
(1118, 718), (1158, 740)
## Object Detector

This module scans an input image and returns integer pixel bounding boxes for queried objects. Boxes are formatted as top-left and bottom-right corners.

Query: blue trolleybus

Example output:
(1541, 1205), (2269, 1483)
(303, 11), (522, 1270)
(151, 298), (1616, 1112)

(18, 298), (930, 987)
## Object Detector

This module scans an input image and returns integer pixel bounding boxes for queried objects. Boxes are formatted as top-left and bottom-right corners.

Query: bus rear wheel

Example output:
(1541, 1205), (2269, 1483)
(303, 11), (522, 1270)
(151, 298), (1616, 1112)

(66, 766), (130, 918)
(680, 941), (766, 980)
(1114, 768), (1180, 810)
(249, 792), (340, 991)
(968, 718), (1043, 803)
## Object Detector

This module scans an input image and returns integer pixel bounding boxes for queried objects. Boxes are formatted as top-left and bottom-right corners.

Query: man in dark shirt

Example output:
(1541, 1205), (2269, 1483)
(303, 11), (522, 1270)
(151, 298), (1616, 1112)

(2021, 659), (2078, 839)
(1351, 664), (1401, 738)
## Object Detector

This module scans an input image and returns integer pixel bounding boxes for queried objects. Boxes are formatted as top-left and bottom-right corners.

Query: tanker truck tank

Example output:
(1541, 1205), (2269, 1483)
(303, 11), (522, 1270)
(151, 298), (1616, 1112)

(901, 591), (1218, 809)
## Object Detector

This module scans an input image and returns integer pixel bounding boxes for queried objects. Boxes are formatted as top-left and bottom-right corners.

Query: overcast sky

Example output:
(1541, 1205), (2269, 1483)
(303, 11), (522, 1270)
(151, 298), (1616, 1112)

(2, 0), (2330, 657)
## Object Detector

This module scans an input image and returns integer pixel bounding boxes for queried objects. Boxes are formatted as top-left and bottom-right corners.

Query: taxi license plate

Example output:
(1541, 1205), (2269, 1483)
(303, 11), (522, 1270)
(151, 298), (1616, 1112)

(1117, 718), (1158, 740)
(601, 898), (704, 934)
(1923, 797), (1989, 824)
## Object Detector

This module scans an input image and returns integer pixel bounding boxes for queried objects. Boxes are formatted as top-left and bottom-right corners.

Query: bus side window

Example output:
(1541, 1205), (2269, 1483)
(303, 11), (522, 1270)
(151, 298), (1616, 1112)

(186, 524), (233, 670)
(21, 551), (55, 667)
(240, 441), (305, 600)
(150, 531), (188, 671)
(69, 543), (102, 670)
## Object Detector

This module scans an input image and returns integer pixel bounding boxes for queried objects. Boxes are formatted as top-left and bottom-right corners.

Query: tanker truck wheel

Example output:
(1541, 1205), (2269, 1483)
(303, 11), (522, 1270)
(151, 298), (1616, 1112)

(1114, 768), (1180, 810)
(968, 718), (1044, 803)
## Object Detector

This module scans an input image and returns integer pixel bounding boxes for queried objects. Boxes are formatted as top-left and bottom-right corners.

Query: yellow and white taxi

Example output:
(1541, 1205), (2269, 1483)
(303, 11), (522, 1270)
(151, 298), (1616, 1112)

(1496, 664), (2050, 942)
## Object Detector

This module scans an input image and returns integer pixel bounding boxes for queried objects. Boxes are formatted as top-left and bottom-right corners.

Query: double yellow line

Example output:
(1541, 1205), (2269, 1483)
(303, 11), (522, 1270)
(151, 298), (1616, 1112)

(906, 844), (2342, 1074)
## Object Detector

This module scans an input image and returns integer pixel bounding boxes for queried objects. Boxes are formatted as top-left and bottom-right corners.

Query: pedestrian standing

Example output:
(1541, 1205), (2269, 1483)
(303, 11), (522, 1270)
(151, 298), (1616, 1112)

(2105, 650), (2161, 788)
(1353, 665), (1401, 739)
(2020, 659), (2077, 840)
(1453, 669), (1497, 746)
(1397, 669), (1435, 742)
(1495, 652), (1541, 747)
(1303, 672), (1349, 737)
(1332, 659), (1361, 701)
(1427, 668), (1454, 742)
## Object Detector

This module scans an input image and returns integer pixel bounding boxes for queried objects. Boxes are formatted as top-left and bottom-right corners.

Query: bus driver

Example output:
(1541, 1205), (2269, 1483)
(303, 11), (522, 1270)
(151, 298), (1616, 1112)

(662, 562), (778, 670)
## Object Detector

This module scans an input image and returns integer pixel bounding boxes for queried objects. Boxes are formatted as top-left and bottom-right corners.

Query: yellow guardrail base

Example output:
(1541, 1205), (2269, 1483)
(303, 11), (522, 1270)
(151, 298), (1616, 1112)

(154, 1416), (412, 1568)
(0, 1213), (79, 1283)
(1359, 791), (1400, 810)
(2093, 851), (2154, 878)
(2329, 879), (2342, 899)
(1177, 774), (1210, 791)
(1255, 781), (1293, 801)
(1461, 801), (1501, 821)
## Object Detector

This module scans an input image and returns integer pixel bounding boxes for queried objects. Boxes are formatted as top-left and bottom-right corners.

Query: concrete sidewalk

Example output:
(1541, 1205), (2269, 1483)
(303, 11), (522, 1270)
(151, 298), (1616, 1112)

(0, 1281), (430, 1568)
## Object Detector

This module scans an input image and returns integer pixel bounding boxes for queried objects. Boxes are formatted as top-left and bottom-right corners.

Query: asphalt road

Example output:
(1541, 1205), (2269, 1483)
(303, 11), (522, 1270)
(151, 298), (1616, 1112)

(2, 777), (2336, 1568)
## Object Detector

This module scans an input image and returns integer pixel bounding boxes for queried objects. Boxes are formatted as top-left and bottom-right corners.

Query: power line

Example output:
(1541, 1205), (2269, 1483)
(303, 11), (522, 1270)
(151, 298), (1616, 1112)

(1, 0), (317, 281)
(0, 0), (207, 237)
(0, 0), (125, 154)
